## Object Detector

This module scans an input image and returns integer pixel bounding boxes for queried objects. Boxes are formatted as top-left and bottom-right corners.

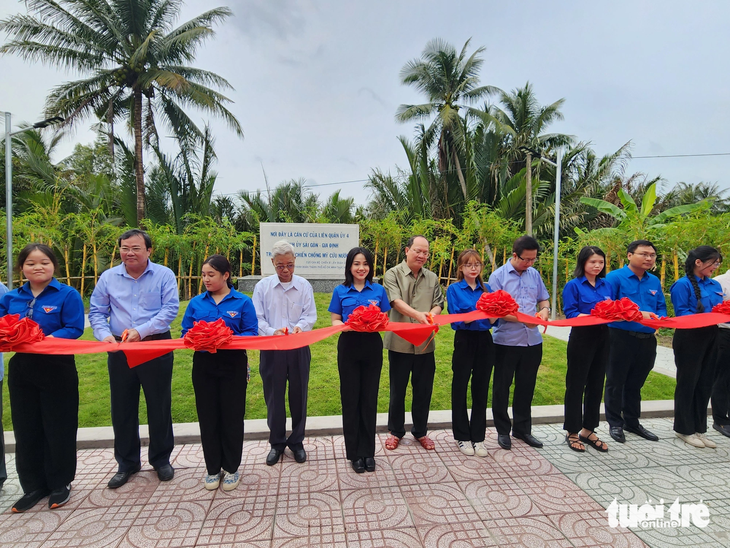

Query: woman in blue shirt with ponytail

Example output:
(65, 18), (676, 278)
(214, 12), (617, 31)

(181, 255), (258, 490)
(670, 246), (723, 449)
(0, 244), (84, 513)
(562, 246), (614, 453)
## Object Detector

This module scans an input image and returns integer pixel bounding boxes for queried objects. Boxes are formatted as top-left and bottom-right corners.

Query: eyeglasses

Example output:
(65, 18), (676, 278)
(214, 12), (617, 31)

(275, 263), (295, 271)
(516, 254), (537, 264)
(464, 262), (483, 269)
(411, 250), (429, 257)
(120, 247), (146, 253)
(26, 298), (36, 319)
(632, 252), (657, 259)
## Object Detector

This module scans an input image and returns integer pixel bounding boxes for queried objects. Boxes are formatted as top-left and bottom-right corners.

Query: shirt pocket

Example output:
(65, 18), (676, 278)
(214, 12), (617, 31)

(139, 291), (162, 312)
(287, 302), (303, 323)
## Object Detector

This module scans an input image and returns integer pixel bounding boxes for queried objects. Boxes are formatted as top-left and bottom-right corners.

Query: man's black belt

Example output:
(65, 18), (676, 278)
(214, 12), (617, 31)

(114, 331), (171, 342)
(625, 330), (653, 339)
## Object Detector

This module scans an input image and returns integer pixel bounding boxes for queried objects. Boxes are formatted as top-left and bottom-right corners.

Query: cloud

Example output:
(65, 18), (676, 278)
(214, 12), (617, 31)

(230, 0), (313, 42)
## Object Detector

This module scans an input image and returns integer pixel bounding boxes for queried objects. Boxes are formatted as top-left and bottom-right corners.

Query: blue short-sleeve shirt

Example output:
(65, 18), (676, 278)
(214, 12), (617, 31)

(446, 279), (494, 331)
(605, 266), (667, 333)
(670, 275), (724, 317)
(328, 281), (391, 323)
(562, 276), (614, 318)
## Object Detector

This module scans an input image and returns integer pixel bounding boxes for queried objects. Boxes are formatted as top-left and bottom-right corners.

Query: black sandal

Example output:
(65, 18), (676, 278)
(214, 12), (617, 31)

(566, 433), (585, 452)
(579, 431), (608, 452)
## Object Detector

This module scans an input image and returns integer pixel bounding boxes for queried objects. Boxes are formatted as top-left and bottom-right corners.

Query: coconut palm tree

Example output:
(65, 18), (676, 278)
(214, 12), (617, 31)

(0, 0), (243, 225)
(396, 38), (500, 204)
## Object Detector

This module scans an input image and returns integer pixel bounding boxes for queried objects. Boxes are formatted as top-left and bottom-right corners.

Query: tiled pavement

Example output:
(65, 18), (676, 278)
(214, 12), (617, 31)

(0, 418), (728, 547)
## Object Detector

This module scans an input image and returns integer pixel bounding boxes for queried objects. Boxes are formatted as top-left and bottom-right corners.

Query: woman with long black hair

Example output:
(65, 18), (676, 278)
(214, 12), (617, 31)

(181, 255), (258, 489)
(329, 247), (390, 473)
(562, 246), (614, 453)
(670, 246), (723, 448)
(0, 244), (84, 512)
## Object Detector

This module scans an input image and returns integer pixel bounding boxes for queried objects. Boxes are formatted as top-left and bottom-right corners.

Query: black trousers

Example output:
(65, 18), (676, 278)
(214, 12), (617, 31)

(711, 329), (730, 425)
(108, 333), (174, 472)
(605, 329), (656, 429)
(193, 350), (248, 475)
(492, 344), (542, 436)
(338, 332), (383, 460)
(259, 347), (311, 451)
(451, 330), (494, 443)
(673, 326), (717, 435)
(0, 378), (6, 485)
(388, 351), (435, 439)
(8, 353), (78, 493)
(564, 325), (609, 433)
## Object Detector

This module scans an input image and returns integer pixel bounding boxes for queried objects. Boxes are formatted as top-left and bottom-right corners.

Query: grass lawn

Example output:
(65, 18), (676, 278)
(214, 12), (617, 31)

(1, 293), (676, 430)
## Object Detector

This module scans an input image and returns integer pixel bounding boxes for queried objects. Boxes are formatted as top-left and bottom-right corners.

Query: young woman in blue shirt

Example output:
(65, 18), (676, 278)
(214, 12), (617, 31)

(329, 247), (390, 473)
(446, 249), (495, 457)
(562, 246), (614, 453)
(0, 244), (84, 512)
(670, 246), (723, 449)
(181, 255), (258, 490)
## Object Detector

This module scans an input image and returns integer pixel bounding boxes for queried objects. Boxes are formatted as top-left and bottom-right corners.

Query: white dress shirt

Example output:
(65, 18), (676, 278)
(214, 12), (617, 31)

(252, 274), (317, 336)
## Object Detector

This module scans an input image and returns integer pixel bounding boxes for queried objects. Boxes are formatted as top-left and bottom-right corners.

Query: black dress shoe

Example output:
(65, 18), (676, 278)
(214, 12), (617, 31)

(293, 448), (307, 463)
(156, 463), (175, 482)
(12, 488), (50, 513)
(107, 464), (141, 489)
(266, 447), (283, 466)
(497, 434), (511, 450)
(364, 457), (376, 472)
(513, 432), (543, 448)
(625, 424), (659, 441)
(609, 426), (625, 443)
(713, 423), (730, 438)
(351, 458), (365, 473)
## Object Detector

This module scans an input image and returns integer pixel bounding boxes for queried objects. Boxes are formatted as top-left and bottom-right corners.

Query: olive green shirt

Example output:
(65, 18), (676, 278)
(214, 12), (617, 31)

(383, 260), (444, 354)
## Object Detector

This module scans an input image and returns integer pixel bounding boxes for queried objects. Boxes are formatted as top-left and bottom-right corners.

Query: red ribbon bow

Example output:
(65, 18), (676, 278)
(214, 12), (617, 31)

(345, 304), (389, 332)
(183, 318), (234, 353)
(712, 301), (730, 315)
(591, 298), (644, 322)
(476, 290), (519, 317)
(0, 314), (45, 352)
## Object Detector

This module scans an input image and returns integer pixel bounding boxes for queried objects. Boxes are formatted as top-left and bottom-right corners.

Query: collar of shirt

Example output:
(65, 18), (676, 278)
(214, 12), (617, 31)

(118, 260), (153, 280)
(397, 260), (424, 280)
(345, 280), (374, 293)
(577, 275), (608, 289)
(201, 288), (242, 304)
(18, 277), (62, 297)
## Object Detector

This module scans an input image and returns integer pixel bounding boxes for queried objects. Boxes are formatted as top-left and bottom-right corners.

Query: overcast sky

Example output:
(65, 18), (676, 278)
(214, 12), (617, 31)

(2, 0), (729, 206)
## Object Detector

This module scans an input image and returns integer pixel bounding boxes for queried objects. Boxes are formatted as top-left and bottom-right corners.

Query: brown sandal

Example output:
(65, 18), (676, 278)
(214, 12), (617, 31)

(579, 432), (608, 452)
(566, 433), (585, 452)
(416, 435), (435, 450)
(385, 435), (400, 450)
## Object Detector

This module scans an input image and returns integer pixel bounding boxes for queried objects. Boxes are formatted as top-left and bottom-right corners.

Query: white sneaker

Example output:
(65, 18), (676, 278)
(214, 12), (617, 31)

(221, 470), (240, 491)
(204, 473), (220, 490)
(696, 433), (716, 448)
(457, 440), (475, 456)
(473, 441), (489, 457)
(676, 433), (705, 448)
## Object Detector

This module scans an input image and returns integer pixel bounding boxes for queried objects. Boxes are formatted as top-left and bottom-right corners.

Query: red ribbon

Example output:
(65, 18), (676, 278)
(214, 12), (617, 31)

(4, 297), (730, 366)
(183, 318), (234, 353)
(0, 314), (45, 352)
(345, 304), (389, 332)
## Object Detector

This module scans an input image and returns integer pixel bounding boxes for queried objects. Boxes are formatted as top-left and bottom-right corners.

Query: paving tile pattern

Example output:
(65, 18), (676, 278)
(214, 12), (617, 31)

(0, 418), (724, 547)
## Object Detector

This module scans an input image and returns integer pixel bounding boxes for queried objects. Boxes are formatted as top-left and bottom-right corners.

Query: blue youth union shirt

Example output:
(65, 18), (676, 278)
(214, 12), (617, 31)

(670, 275), (724, 317)
(604, 265), (667, 333)
(562, 276), (614, 318)
(181, 288), (258, 337)
(446, 279), (494, 331)
(328, 281), (391, 323)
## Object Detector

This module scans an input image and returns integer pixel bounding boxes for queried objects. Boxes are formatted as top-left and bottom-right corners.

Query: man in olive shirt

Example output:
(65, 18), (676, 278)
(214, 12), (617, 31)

(383, 235), (444, 451)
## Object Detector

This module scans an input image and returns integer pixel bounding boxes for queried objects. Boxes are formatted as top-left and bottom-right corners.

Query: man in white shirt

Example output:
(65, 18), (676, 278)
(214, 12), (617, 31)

(252, 240), (317, 465)
(712, 269), (730, 437)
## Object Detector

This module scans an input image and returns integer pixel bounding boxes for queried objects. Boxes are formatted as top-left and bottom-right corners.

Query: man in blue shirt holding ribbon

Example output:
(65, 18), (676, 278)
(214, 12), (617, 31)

(604, 239), (667, 444)
(89, 229), (180, 488)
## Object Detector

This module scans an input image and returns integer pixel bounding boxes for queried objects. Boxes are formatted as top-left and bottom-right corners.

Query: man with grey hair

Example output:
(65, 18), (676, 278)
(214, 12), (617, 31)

(252, 240), (317, 465)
